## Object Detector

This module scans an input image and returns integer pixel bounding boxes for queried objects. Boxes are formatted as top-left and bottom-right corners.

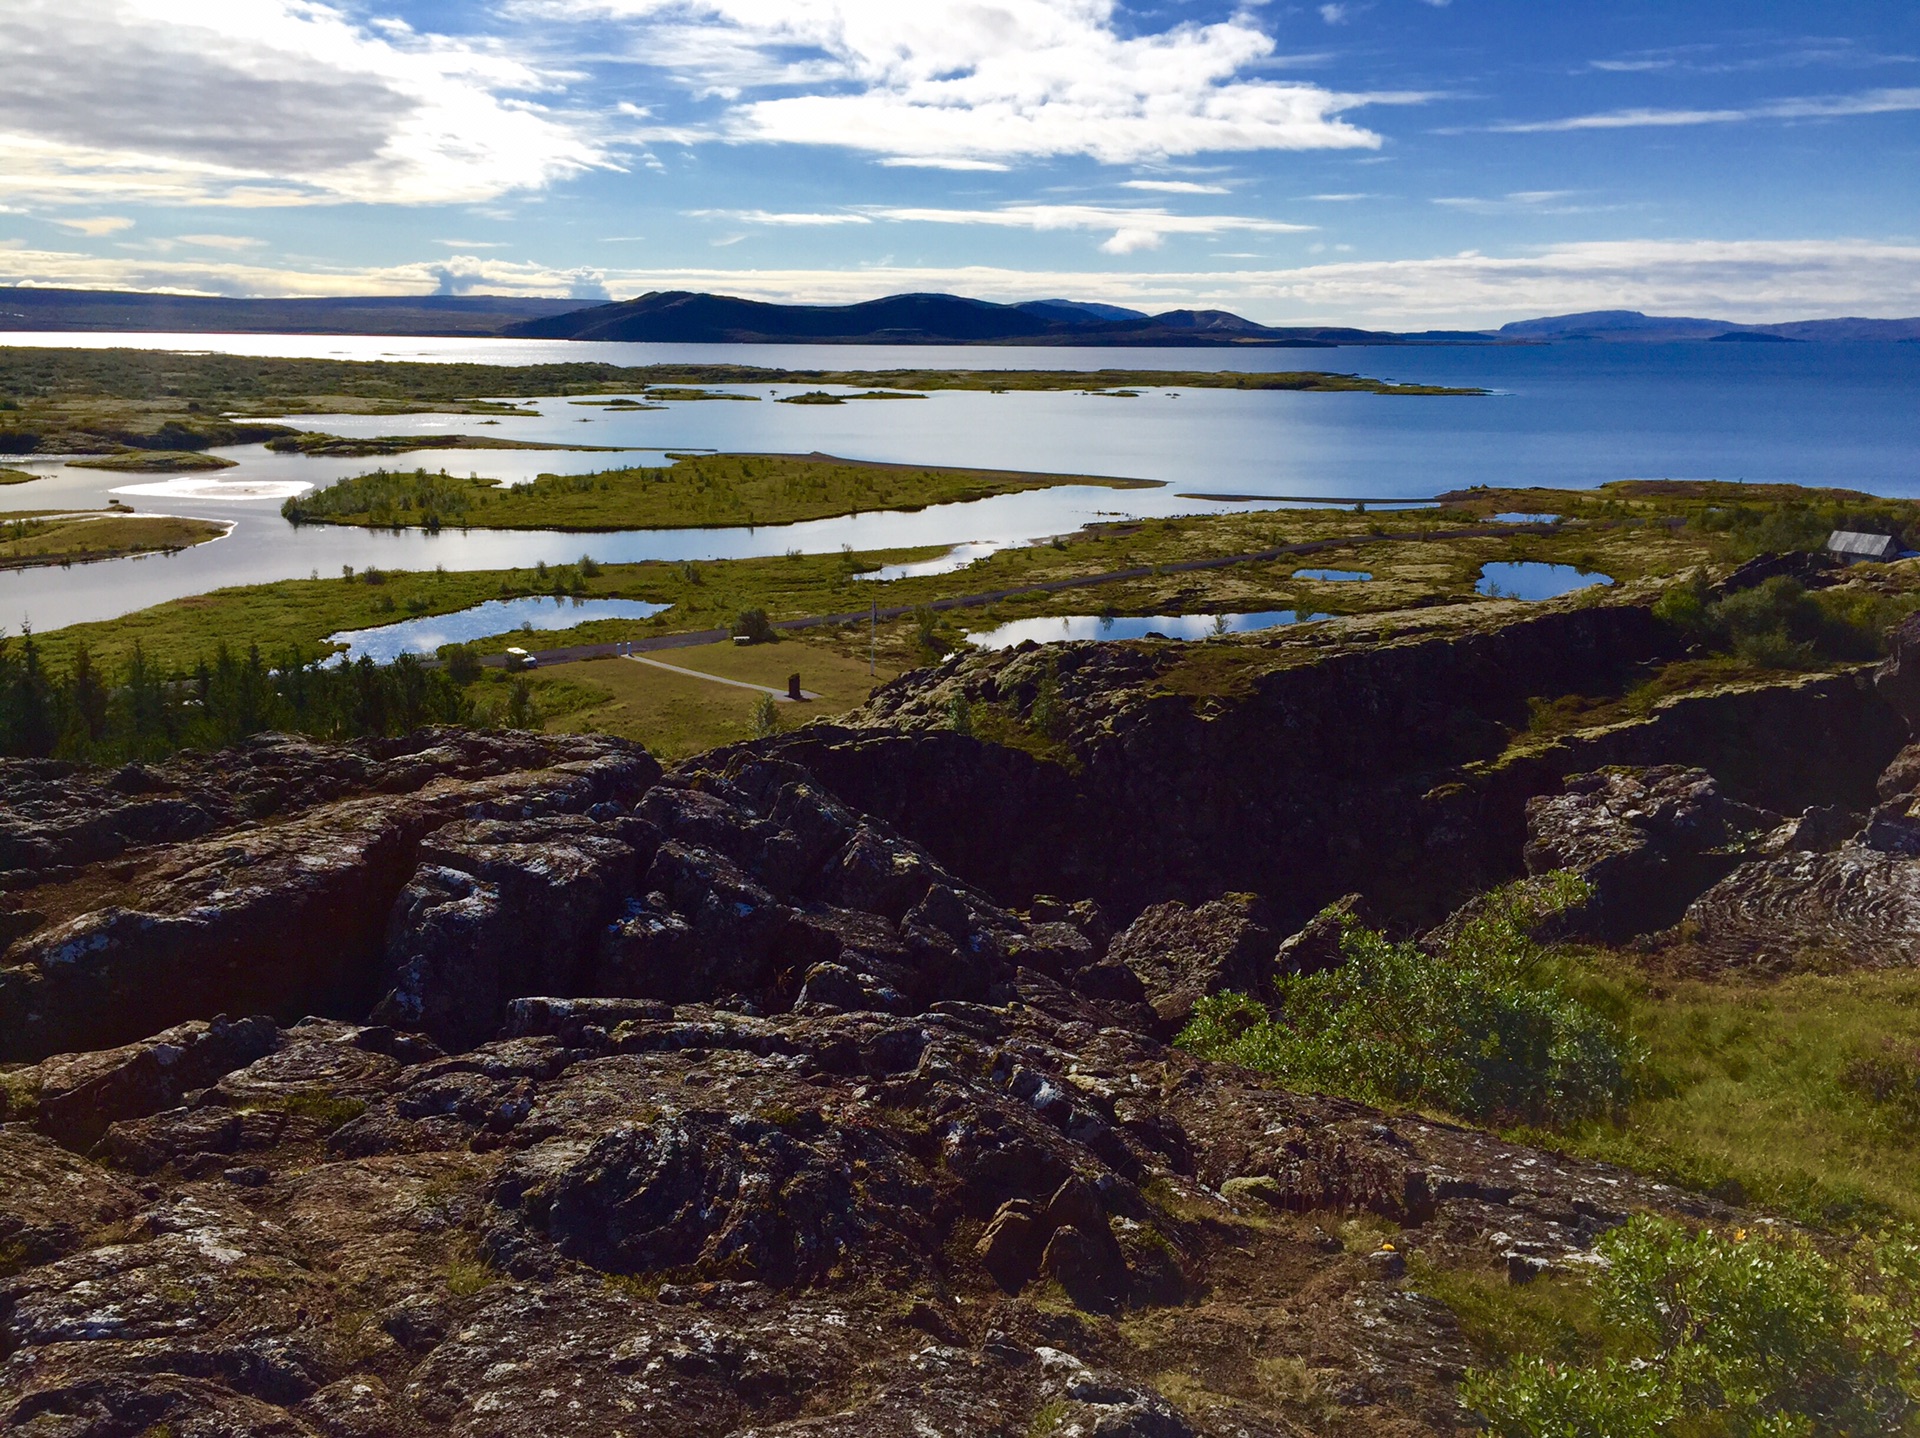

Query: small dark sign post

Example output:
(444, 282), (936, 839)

(787, 673), (802, 701)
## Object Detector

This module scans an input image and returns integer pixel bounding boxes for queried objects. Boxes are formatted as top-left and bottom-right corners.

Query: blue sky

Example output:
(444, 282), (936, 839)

(2, 0), (1917, 324)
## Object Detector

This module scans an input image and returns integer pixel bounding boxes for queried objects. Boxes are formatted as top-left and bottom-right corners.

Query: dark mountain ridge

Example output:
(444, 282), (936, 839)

(2, 285), (1915, 345)
(501, 289), (1396, 347)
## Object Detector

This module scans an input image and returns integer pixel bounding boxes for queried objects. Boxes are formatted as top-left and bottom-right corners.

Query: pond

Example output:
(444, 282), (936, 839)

(1492, 512), (1561, 525)
(1475, 561), (1613, 601)
(966, 610), (1326, 649)
(1292, 568), (1372, 581)
(328, 595), (672, 662)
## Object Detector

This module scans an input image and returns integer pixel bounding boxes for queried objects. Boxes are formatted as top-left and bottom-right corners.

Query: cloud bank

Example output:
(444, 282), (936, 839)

(0, 0), (608, 207)
(540, 0), (1392, 165)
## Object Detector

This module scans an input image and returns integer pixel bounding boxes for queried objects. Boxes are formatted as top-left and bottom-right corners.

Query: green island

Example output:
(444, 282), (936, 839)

(0, 346), (1482, 455)
(68, 449), (238, 473)
(0, 468), (34, 485)
(262, 432), (627, 458)
(0, 509), (228, 570)
(278, 451), (1160, 531)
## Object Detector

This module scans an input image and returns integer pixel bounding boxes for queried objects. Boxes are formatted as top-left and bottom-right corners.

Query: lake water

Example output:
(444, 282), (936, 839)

(4, 333), (1916, 634)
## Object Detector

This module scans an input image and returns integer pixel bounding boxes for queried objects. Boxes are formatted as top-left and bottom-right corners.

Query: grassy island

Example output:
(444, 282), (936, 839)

(0, 510), (228, 570)
(280, 451), (1158, 532)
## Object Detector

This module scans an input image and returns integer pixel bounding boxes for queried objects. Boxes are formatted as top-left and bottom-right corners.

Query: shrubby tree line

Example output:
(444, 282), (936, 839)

(0, 634), (483, 763)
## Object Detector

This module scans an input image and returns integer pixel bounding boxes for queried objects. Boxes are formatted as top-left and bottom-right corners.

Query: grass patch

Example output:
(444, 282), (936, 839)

(1410, 1255), (1609, 1369)
(282, 452), (1158, 532)
(1541, 966), (1920, 1229)
(518, 637), (897, 761)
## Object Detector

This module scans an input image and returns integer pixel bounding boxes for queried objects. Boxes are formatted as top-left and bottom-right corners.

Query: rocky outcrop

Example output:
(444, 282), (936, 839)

(1523, 766), (1778, 941)
(0, 716), (1765, 1436)
(1106, 895), (1278, 1029)
(757, 604), (1905, 931)
(0, 732), (659, 1063)
(1, 978), (1728, 1437)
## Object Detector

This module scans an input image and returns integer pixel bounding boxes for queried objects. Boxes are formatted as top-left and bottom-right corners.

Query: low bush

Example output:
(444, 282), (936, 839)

(1178, 874), (1634, 1126)
(1464, 1215), (1920, 1437)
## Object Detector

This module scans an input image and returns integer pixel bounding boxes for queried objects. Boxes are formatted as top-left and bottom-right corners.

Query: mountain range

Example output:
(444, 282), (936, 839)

(1, 286), (1917, 345)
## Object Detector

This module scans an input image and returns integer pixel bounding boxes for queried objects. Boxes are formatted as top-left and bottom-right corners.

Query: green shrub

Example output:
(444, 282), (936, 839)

(732, 607), (778, 644)
(1178, 874), (1633, 1126)
(751, 691), (781, 738)
(1464, 1216), (1920, 1437)
(1655, 575), (1915, 670)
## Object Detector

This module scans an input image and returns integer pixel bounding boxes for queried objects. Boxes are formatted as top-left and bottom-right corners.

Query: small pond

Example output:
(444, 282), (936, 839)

(1492, 512), (1560, 524)
(1292, 568), (1372, 582)
(329, 595), (672, 662)
(967, 610), (1325, 649)
(856, 541), (1010, 582)
(1476, 561), (1613, 601)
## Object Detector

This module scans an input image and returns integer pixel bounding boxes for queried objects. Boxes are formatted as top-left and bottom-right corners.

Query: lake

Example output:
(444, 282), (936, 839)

(4, 333), (1917, 634)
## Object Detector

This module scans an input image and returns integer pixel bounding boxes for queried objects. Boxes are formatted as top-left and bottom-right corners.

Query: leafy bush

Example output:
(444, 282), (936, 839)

(1464, 1216), (1920, 1437)
(1655, 575), (1914, 669)
(731, 607), (778, 644)
(1178, 874), (1634, 1126)
(751, 691), (781, 738)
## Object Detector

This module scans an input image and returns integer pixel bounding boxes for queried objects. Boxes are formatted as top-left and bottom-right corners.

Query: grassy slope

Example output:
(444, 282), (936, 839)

(281, 452), (1158, 532)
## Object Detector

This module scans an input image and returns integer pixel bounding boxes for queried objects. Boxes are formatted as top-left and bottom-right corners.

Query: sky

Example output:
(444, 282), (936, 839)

(1, 0), (1917, 326)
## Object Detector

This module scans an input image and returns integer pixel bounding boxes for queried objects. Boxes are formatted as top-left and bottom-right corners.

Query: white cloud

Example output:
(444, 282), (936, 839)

(528, 0), (1395, 165)
(693, 201), (1312, 252)
(867, 203), (1311, 253)
(0, 0), (610, 207)
(1487, 86), (1920, 133)
(50, 216), (134, 236)
(688, 209), (874, 225)
(175, 233), (266, 251)
(1120, 180), (1231, 194)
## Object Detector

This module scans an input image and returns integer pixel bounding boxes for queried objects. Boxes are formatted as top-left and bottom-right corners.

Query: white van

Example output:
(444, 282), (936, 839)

(504, 647), (537, 671)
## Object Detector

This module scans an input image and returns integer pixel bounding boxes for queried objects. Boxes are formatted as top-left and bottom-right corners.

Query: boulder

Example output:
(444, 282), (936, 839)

(1, 1014), (278, 1150)
(1106, 894), (1278, 1028)
(1273, 893), (1369, 977)
(1523, 766), (1778, 941)
(1667, 847), (1920, 973)
(374, 815), (642, 1050)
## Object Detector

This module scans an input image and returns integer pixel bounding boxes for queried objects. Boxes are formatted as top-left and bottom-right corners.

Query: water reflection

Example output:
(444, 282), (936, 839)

(1476, 561), (1613, 600)
(967, 610), (1325, 648)
(328, 596), (672, 662)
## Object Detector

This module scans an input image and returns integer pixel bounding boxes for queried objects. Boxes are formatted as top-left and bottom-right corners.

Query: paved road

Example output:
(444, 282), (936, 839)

(480, 520), (1542, 670)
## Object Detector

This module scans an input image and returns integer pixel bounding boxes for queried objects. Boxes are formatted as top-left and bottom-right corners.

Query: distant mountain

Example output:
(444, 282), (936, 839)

(0, 287), (584, 336)
(1019, 299), (1148, 323)
(3, 286), (1914, 347)
(503, 290), (1394, 347)
(1497, 309), (1920, 343)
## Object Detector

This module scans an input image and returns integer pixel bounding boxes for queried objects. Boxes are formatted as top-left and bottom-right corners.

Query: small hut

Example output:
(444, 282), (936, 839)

(1826, 530), (1899, 564)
